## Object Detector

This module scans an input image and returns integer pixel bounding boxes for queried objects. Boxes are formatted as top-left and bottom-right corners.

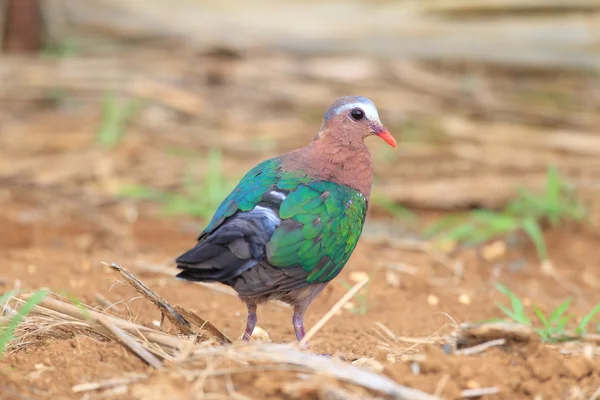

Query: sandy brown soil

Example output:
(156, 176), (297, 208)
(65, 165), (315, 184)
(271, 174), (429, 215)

(1, 94), (600, 399)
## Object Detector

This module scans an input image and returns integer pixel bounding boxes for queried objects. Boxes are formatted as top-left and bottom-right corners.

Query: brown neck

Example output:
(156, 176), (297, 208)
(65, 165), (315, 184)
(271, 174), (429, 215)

(281, 131), (373, 200)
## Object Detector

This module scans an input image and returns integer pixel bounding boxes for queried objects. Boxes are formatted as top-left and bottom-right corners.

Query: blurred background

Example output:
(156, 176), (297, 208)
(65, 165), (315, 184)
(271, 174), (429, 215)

(2, 0), (600, 299)
(3, 0), (600, 216)
(2, 1), (600, 397)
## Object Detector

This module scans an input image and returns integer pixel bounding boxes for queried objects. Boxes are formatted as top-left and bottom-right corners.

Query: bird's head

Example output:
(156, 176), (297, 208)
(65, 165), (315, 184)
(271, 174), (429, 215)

(318, 96), (396, 149)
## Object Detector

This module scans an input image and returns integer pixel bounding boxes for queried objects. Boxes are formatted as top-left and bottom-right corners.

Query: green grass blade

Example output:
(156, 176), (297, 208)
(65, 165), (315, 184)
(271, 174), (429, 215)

(494, 283), (530, 325)
(423, 215), (464, 237)
(521, 217), (548, 260)
(0, 290), (48, 357)
(495, 302), (519, 323)
(545, 165), (562, 225)
(533, 306), (549, 328)
(555, 315), (570, 332)
(576, 304), (600, 335)
(548, 298), (572, 325)
(117, 184), (166, 201)
(371, 194), (417, 222)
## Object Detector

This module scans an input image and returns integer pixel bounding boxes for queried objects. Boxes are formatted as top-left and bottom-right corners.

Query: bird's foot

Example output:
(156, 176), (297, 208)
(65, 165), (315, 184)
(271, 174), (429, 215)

(242, 305), (257, 341)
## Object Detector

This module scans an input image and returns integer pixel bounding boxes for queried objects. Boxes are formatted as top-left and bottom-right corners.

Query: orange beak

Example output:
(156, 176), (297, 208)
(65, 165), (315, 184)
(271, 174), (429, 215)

(370, 123), (397, 148)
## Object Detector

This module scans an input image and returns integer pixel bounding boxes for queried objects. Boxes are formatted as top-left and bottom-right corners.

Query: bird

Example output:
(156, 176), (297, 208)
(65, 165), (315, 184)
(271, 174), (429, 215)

(175, 96), (396, 342)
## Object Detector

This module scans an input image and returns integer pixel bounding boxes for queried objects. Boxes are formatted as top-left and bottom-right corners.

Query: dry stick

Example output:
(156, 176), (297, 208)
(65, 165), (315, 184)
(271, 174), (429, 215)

(72, 373), (148, 393)
(34, 296), (153, 333)
(103, 262), (194, 335)
(16, 292), (438, 400)
(106, 262), (231, 343)
(174, 305), (231, 344)
(460, 387), (500, 398)
(589, 385), (600, 400)
(199, 343), (440, 400)
(454, 338), (506, 356)
(96, 314), (163, 369)
(457, 322), (536, 345)
(299, 277), (369, 347)
(31, 296), (184, 351)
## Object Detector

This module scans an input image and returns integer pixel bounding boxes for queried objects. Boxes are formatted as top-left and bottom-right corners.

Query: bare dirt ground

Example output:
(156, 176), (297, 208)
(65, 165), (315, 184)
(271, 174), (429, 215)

(1, 57), (600, 399)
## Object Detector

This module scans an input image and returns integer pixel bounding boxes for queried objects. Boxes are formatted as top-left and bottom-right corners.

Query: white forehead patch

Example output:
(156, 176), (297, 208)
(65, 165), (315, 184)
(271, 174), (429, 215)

(333, 101), (380, 123)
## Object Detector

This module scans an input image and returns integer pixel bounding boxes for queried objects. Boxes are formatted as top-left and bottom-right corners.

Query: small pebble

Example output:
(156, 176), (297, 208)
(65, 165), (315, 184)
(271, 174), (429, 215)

(583, 345), (594, 360)
(481, 240), (506, 261)
(465, 380), (480, 389)
(410, 362), (420, 376)
(385, 271), (401, 287)
(251, 326), (271, 342)
(442, 343), (453, 354)
(152, 320), (161, 327)
(458, 294), (471, 305)
(427, 294), (439, 306)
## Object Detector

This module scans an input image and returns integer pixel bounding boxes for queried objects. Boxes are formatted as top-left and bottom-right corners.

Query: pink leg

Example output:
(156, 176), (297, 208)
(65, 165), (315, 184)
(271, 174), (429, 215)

(292, 312), (305, 341)
(242, 303), (257, 341)
(292, 283), (327, 343)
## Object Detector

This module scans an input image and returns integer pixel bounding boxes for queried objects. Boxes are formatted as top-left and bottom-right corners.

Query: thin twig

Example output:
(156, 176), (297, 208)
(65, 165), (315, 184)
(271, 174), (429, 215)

(589, 385), (600, 400)
(105, 262), (230, 343)
(299, 277), (369, 347)
(174, 305), (231, 344)
(72, 373), (148, 393)
(455, 339), (506, 356)
(461, 387), (500, 398)
(96, 315), (163, 369)
(103, 262), (194, 335)
(193, 343), (440, 400)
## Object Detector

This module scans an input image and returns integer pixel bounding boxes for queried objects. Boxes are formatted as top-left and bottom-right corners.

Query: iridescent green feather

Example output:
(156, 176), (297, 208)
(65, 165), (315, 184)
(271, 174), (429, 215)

(266, 181), (367, 283)
(201, 155), (367, 284)
(203, 157), (283, 234)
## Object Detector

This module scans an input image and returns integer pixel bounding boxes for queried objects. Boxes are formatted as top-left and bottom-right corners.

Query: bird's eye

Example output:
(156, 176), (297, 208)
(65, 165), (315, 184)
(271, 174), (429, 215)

(350, 108), (365, 121)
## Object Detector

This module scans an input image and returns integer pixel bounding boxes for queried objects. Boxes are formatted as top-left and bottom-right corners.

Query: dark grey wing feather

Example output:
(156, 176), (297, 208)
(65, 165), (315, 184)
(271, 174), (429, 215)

(175, 194), (284, 284)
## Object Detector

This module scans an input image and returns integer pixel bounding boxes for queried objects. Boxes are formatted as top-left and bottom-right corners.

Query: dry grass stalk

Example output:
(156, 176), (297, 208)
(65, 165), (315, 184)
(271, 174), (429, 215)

(72, 373), (148, 393)
(187, 343), (440, 400)
(456, 322), (537, 348)
(298, 277), (369, 347)
(104, 262), (194, 334)
(174, 305), (231, 345)
(103, 262), (231, 343)
(454, 338), (506, 356)
(3, 291), (440, 400)
(96, 314), (163, 368)
(460, 387), (500, 398)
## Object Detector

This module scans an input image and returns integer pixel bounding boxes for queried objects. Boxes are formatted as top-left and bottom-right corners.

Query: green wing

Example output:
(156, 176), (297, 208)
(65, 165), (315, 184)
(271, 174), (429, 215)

(202, 157), (283, 234)
(266, 181), (368, 283)
(199, 156), (367, 285)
